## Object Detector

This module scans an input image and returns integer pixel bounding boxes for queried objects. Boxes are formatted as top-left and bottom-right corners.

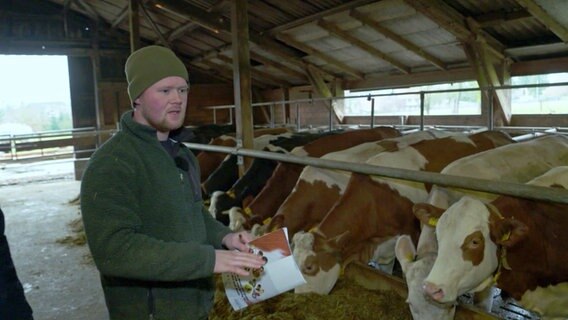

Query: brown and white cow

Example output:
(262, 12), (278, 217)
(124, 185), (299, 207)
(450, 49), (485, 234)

(201, 131), (294, 197)
(292, 130), (515, 295)
(267, 129), (452, 236)
(395, 134), (568, 320)
(195, 127), (290, 183)
(197, 135), (236, 183)
(422, 166), (568, 319)
(228, 126), (401, 232)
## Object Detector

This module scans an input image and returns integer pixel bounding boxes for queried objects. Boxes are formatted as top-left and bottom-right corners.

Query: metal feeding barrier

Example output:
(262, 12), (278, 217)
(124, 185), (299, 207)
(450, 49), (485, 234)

(184, 140), (568, 205)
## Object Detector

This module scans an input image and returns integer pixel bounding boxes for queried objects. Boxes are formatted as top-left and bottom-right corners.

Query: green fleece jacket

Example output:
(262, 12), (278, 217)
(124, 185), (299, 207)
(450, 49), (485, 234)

(80, 111), (231, 320)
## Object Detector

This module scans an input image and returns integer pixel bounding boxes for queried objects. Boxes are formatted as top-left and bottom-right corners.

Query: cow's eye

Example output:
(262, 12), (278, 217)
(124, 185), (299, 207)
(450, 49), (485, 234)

(470, 238), (481, 248)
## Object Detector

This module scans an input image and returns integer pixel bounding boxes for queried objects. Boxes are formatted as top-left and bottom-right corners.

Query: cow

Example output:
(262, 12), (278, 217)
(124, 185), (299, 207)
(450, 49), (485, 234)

(201, 131), (294, 197)
(395, 134), (568, 320)
(291, 130), (516, 295)
(197, 134), (236, 183)
(228, 126), (401, 232)
(421, 166), (568, 319)
(170, 123), (236, 147)
(266, 129), (452, 236)
(194, 127), (290, 184)
(208, 132), (332, 224)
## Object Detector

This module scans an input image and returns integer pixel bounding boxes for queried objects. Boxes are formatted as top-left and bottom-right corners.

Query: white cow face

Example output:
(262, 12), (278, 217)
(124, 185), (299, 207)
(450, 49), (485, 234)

(424, 197), (500, 303)
(292, 231), (341, 295)
(395, 235), (456, 320)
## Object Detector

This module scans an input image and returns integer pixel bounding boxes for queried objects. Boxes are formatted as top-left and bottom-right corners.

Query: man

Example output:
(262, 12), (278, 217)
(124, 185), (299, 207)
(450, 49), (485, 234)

(0, 206), (34, 320)
(80, 45), (264, 320)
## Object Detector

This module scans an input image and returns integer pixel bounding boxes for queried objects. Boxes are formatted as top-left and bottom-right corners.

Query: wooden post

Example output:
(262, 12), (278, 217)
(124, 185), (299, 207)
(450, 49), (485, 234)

(231, 0), (254, 175)
(129, 0), (140, 53)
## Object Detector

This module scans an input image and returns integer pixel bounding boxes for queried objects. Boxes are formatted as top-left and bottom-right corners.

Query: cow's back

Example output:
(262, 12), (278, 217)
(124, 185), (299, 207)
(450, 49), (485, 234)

(430, 134), (568, 207)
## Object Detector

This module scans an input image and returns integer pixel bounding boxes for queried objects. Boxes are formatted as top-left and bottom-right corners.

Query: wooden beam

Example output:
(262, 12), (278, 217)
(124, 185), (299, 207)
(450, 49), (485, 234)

(477, 40), (512, 125)
(200, 60), (270, 90)
(129, 0), (141, 52)
(167, 23), (199, 42)
(232, 0), (254, 173)
(463, 38), (510, 125)
(187, 63), (232, 84)
(74, 0), (100, 21)
(318, 19), (410, 75)
(250, 51), (308, 81)
(151, 0), (337, 82)
(217, 54), (293, 87)
(207, 0), (230, 13)
(277, 32), (365, 79)
(139, 2), (170, 47)
(475, 8), (532, 28)
(515, 0), (568, 42)
(404, 0), (505, 60)
(306, 64), (342, 123)
(267, 0), (378, 35)
(350, 9), (446, 71)
(113, 0), (150, 29)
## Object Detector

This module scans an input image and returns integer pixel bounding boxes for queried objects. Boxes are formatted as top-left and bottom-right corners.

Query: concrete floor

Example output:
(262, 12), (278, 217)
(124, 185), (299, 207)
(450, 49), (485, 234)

(1, 160), (107, 320)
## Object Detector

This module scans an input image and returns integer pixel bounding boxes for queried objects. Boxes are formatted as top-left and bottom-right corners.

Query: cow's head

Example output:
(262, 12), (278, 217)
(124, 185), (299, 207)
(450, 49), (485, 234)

(396, 235), (456, 320)
(291, 231), (343, 295)
(395, 203), (456, 320)
(423, 196), (528, 304)
(228, 207), (246, 232)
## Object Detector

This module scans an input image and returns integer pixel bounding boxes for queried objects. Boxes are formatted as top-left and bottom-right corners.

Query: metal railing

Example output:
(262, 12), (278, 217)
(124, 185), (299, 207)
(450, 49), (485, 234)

(0, 127), (116, 162)
(183, 135), (568, 205)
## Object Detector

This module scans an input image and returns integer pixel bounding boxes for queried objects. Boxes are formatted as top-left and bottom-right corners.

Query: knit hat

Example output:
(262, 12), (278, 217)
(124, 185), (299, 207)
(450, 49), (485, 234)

(125, 45), (189, 103)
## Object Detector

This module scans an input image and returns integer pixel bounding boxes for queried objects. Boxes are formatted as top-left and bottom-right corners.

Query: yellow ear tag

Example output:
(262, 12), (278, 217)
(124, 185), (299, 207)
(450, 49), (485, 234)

(226, 190), (236, 199)
(243, 207), (252, 217)
(427, 217), (438, 227)
(501, 231), (511, 242)
(262, 217), (271, 225)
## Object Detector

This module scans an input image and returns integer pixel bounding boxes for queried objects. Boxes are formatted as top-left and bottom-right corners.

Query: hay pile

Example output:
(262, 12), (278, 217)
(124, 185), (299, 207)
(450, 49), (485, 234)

(56, 216), (87, 246)
(210, 275), (411, 320)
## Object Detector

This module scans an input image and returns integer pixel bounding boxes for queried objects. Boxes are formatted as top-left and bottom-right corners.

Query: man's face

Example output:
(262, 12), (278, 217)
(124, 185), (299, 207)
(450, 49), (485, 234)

(133, 76), (188, 140)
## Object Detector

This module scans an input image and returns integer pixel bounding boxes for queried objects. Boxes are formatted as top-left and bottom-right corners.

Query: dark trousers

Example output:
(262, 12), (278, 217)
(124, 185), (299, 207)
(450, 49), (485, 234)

(1, 208), (34, 320)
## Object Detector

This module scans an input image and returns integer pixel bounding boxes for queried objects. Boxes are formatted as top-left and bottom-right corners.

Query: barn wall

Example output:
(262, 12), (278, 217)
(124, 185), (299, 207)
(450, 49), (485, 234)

(186, 84), (234, 126)
(98, 82), (130, 129)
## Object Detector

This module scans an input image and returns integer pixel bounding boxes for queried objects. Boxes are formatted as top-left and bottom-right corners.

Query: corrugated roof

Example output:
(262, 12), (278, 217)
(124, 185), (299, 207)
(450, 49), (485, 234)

(11, 0), (568, 90)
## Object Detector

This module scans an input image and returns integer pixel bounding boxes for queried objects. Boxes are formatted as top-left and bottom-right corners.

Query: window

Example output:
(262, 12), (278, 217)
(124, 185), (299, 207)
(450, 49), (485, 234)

(344, 81), (480, 116)
(510, 73), (568, 114)
(343, 73), (568, 116)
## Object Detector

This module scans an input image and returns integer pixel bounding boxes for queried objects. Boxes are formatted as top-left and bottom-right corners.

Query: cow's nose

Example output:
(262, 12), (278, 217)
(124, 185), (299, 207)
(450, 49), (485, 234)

(423, 281), (445, 301)
(301, 255), (319, 275)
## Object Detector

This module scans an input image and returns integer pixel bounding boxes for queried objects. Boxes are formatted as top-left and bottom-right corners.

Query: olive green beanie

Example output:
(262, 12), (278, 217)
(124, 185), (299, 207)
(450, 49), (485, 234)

(125, 45), (189, 103)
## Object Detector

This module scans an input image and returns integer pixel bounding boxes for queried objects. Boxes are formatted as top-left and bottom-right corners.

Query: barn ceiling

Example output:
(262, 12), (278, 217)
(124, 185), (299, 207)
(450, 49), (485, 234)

(4, 0), (568, 91)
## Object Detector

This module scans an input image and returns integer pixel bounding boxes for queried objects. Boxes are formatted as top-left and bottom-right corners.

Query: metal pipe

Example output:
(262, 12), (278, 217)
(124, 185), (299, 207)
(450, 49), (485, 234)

(419, 92), (425, 131)
(183, 142), (568, 205)
(328, 98), (333, 131)
(488, 88), (494, 130)
(367, 95), (375, 128)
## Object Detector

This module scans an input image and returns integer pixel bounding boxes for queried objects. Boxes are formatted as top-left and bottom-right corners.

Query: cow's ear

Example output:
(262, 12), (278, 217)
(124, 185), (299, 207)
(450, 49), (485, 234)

(494, 218), (529, 247)
(413, 203), (445, 227)
(395, 235), (416, 274)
